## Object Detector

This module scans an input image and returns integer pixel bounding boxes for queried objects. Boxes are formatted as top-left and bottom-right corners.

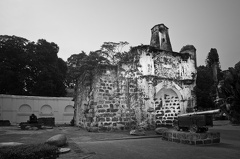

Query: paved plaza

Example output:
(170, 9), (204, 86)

(0, 120), (239, 159)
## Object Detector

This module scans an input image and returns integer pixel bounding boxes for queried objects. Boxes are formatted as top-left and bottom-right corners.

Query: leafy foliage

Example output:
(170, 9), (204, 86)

(66, 51), (87, 87)
(100, 41), (129, 65)
(217, 61), (240, 123)
(67, 41), (129, 88)
(0, 35), (67, 97)
(206, 48), (220, 84)
(196, 49), (223, 110)
(66, 50), (110, 88)
(205, 48), (219, 68)
(0, 35), (29, 94)
(0, 143), (59, 159)
(196, 65), (215, 109)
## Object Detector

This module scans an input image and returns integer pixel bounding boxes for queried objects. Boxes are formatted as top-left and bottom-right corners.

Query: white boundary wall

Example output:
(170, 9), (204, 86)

(0, 94), (74, 125)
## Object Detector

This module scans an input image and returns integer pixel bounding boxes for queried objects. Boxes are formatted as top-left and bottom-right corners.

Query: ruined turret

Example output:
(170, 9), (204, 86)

(180, 45), (197, 68)
(150, 24), (172, 51)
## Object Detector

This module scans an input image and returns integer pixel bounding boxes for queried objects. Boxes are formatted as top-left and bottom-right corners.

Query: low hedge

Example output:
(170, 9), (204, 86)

(0, 143), (59, 159)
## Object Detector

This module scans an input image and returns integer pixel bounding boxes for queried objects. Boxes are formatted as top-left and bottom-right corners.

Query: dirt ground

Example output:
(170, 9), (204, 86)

(0, 120), (239, 159)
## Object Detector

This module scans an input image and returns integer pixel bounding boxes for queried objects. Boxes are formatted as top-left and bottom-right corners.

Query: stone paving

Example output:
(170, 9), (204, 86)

(0, 120), (237, 159)
(0, 125), (159, 159)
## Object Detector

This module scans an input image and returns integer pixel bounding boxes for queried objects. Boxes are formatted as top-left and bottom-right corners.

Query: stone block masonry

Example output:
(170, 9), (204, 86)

(162, 129), (220, 145)
(155, 93), (180, 126)
(95, 72), (129, 130)
(75, 24), (197, 130)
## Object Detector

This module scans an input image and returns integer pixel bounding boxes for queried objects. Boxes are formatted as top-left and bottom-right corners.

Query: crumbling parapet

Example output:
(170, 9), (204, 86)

(180, 45), (197, 69)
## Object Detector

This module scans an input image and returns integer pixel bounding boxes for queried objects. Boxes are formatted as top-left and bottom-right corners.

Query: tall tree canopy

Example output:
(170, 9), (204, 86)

(206, 48), (220, 68)
(100, 41), (129, 65)
(206, 48), (220, 84)
(0, 35), (67, 97)
(196, 65), (215, 110)
(217, 61), (240, 123)
(66, 41), (128, 88)
(0, 35), (28, 95)
(66, 50), (110, 88)
(196, 48), (222, 110)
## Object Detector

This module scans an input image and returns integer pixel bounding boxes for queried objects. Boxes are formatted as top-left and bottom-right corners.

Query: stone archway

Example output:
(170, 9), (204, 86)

(154, 88), (182, 126)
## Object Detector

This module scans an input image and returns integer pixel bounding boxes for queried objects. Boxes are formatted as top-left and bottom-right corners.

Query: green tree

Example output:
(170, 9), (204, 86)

(66, 51), (88, 88)
(196, 65), (215, 110)
(29, 39), (67, 97)
(0, 35), (67, 97)
(66, 50), (110, 88)
(196, 48), (223, 110)
(66, 41), (128, 88)
(217, 61), (240, 123)
(206, 48), (220, 98)
(100, 41), (129, 65)
(0, 35), (29, 94)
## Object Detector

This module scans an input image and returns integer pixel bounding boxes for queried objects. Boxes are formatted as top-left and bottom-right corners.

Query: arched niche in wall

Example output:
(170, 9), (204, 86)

(64, 105), (74, 112)
(64, 105), (74, 116)
(154, 87), (182, 126)
(155, 88), (182, 111)
(40, 105), (53, 116)
(18, 104), (32, 116)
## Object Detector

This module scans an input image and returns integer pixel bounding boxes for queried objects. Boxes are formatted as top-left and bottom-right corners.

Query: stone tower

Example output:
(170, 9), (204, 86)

(150, 24), (172, 51)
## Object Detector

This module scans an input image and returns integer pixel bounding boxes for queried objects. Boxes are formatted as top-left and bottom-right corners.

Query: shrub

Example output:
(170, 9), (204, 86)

(0, 143), (59, 159)
(0, 120), (11, 126)
(70, 118), (75, 126)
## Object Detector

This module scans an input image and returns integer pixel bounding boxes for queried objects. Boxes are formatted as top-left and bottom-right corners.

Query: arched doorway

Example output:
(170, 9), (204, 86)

(154, 88), (181, 126)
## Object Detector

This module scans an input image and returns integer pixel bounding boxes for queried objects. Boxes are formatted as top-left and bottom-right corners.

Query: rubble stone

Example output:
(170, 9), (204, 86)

(46, 134), (67, 147)
(130, 129), (146, 136)
(155, 127), (168, 135)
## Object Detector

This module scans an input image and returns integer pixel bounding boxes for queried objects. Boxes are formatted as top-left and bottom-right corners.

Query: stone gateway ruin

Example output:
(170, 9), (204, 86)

(74, 24), (197, 130)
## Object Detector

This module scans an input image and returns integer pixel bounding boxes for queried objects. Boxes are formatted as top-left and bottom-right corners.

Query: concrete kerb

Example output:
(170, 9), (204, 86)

(88, 135), (162, 142)
(59, 139), (96, 159)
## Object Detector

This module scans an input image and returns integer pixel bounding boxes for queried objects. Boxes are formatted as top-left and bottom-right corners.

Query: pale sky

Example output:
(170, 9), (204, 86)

(1, 0), (240, 70)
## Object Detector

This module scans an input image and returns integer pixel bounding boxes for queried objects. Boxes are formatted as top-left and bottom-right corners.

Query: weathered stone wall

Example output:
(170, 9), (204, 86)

(76, 66), (146, 130)
(155, 87), (181, 126)
(75, 24), (197, 130)
(94, 69), (123, 129)
(75, 47), (197, 129)
(154, 51), (196, 80)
